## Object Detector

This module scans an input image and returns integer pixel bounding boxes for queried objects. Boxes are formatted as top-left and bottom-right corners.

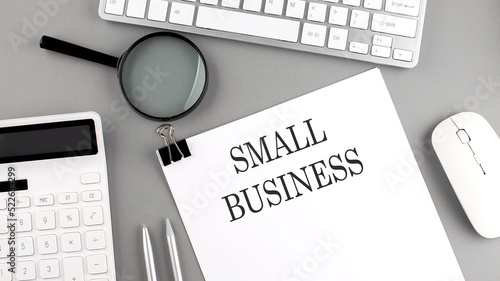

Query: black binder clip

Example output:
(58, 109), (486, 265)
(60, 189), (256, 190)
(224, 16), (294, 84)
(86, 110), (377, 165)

(157, 124), (191, 166)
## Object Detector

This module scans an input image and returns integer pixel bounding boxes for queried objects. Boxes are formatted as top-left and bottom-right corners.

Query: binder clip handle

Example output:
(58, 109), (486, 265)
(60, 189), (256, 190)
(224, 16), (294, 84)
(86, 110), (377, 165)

(157, 124), (191, 166)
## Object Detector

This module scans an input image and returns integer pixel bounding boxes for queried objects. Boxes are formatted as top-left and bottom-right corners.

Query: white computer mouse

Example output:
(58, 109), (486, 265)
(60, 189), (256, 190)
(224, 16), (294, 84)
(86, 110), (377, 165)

(432, 112), (500, 239)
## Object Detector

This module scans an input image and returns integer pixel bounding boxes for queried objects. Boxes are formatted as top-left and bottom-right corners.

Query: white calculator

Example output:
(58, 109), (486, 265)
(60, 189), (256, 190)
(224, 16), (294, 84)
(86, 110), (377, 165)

(0, 112), (116, 281)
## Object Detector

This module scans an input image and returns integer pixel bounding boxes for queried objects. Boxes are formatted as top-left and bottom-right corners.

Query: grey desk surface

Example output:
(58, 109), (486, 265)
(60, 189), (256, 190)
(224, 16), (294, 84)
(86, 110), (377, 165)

(1, 1), (500, 280)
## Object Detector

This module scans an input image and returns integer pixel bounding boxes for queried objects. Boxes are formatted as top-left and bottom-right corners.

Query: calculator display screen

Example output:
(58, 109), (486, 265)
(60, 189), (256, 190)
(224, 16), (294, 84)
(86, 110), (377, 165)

(0, 119), (98, 164)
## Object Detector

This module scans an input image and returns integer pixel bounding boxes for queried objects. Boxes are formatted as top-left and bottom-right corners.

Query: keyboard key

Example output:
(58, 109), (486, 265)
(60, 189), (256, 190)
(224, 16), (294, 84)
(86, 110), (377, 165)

(87, 254), (108, 274)
(126, 0), (148, 18)
(393, 49), (413, 61)
(169, 2), (195, 26)
(243, 0), (263, 12)
(201, 0), (219, 5)
(373, 34), (393, 47)
(81, 172), (101, 184)
(371, 13), (418, 38)
(329, 6), (348, 26)
(59, 192), (78, 204)
(60, 208), (80, 228)
(371, 45), (391, 58)
(285, 0), (305, 18)
(264, 0), (284, 15)
(39, 259), (60, 279)
(63, 256), (84, 281)
(307, 2), (327, 22)
(350, 9), (370, 29)
(0, 215), (6, 234)
(385, 0), (420, 17)
(196, 6), (300, 42)
(17, 237), (34, 257)
(349, 41), (369, 54)
(36, 210), (56, 230)
(342, 0), (360, 6)
(17, 213), (32, 232)
(364, 0), (382, 10)
(34, 194), (54, 206)
(222, 0), (241, 9)
(61, 232), (82, 252)
(322, 0), (338, 2)
(327, 27), (348, 50)
(84, 206), (104, 226)
(16, 197), (30, 208)
(0, 263), (12, 281)
(301, 23), (327, 47)
(104, 0), (125, 15)
(83, 190), (102, 202)
(38, 234), (58, 254)
(86, 230), (107, 250)
(16, 261), (36, 280)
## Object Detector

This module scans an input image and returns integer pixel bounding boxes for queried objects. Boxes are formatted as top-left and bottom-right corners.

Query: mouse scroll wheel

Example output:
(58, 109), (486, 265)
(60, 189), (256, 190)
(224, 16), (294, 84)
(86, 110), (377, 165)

(456, 129), (471, 144)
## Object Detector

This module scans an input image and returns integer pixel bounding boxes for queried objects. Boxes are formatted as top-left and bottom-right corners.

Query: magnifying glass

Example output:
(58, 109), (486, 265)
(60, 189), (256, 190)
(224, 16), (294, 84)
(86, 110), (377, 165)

(40, 32), (208, 121)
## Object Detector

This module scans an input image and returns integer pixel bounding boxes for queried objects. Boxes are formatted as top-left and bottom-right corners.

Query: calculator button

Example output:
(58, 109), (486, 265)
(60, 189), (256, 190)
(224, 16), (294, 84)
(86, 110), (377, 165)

(59, 192), (78, 204)
(87, 254), (108, 274)
(0, 198), (6, 209)
(81, 172), (101, 185)
(36, 210), (56, 230)
(60, 208), (80, 228)
(61, 232), (82, 252)
(63, 256), (85, 281)
(34, 194), (54, 206)
(16, 260), (36, 280)
(17, 213), (32, 232)
(17, 237), (34, 257)
(16, 197), (31, 208)
(0, 215), (7, 234)
(39, 258), (60, 279)
(84, 206), (104, 226)
(0, 263), (12, 280)
(83, 190), (102, 202)
(86, 230), (106, 250)
(38, 234), (58, 254)
(0, 239), (9, 258)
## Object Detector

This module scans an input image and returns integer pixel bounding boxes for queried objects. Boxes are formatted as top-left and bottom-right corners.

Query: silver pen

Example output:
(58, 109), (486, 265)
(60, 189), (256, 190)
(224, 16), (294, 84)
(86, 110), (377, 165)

(166, 218), (184, 281)
(142, 224), (158, 281)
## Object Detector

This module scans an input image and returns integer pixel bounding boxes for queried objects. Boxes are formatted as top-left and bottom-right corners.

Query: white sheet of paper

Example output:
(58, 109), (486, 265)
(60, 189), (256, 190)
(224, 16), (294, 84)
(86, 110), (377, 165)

(158, 68), (464, 281)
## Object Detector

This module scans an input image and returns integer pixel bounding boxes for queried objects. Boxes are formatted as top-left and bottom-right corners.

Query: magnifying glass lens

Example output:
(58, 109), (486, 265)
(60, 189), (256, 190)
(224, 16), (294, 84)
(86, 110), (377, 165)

(120, 35), (207, 120)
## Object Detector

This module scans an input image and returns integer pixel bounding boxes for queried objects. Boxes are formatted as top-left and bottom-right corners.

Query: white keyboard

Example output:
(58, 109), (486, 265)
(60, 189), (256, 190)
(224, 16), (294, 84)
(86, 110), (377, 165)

(0, 112), (116, 281)
(99, 0), (427, 68)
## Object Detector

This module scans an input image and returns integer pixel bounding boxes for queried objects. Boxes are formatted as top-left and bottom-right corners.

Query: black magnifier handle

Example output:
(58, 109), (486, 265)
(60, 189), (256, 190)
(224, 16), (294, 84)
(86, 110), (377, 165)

(40, 35), (119, 68)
